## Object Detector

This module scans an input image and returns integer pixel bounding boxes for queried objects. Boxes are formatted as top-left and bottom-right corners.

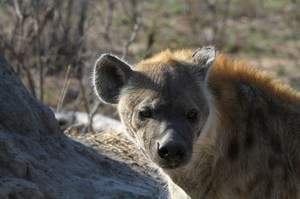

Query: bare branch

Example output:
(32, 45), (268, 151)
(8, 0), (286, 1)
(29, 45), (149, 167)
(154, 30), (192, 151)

(57, 65), (72, 113)
(122, 17), (142, 60)
(88, 100), (102, 133)
(13, 0), (24, 20)
(103, 0), (114, 50)
(217, 0), (231, 45)
(0, 32), (37, 97)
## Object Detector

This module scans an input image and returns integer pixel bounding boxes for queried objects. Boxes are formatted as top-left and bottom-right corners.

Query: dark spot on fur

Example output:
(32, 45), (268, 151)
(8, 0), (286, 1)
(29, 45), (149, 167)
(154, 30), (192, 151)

(283, 168), (289, 181)
(288, 183), (298, 198)
(248, 176), (261, 193)
(265, 179), (273, 197)
(228, 139), (239, 161)
(255, 108), (270, 139)
(270, 137), (282, 153)
(235, 186), (242, 195)
(237, 84), (258, 151)
(237, 83), (256, 106)
(244, 133), (254, 150)
(268, 157), (276, 170)
(267, 100), (279, 116)
(244, 105), (255, 150)
(255, 108), (268, 130)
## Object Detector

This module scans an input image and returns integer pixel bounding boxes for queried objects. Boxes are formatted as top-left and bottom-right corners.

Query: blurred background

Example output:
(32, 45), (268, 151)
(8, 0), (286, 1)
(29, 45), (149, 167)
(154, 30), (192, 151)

(0, 0), (299, 132)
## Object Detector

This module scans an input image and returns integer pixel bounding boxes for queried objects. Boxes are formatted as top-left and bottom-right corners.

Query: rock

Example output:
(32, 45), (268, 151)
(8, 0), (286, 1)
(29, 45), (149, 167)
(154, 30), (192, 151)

(0, 54), (164, 199)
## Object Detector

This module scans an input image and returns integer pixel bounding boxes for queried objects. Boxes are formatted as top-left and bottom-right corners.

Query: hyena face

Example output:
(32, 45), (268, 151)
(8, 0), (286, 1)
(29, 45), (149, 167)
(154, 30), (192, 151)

(117, 69), (209, 169)
(93, 47), (216, 169)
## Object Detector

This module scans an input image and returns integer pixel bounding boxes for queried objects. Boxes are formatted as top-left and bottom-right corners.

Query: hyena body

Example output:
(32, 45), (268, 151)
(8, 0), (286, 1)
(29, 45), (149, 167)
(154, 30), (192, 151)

(93, 47), (300, 199)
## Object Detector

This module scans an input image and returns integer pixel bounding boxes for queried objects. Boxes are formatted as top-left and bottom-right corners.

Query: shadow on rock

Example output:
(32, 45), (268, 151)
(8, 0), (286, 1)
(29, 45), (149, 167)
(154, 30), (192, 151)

(0, 54), (164, 199)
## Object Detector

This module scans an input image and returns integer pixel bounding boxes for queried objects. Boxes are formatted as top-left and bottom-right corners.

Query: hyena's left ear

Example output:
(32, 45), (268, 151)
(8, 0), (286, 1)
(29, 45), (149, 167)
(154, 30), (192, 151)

(192, 46), (216, 80)
(192, 46), (216, 67)
(93, 54), (133, 104)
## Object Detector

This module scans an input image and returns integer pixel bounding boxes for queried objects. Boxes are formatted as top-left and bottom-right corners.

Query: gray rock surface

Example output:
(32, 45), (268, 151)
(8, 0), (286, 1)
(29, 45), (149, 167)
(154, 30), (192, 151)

(0, 54), (163, 199)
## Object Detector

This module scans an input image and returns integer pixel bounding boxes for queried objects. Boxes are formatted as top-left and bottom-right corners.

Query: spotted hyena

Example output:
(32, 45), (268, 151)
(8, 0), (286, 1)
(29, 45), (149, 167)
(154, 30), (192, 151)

(93, 46), (300, 199)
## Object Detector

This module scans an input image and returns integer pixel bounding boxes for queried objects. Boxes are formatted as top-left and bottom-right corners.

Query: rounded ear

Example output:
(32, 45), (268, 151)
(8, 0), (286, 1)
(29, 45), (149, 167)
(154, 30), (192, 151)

(192, 46), (216, 81)
(93, 54), (133, 104)
(192, 46), (216, 67)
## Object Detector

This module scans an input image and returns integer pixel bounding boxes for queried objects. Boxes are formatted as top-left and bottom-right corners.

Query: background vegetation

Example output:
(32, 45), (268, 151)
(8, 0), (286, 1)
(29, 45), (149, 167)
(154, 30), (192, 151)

(0, 0), (299, 131)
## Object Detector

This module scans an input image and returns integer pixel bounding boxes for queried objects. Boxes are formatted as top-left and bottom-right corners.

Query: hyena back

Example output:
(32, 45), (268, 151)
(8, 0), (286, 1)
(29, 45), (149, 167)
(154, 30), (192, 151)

(93, 47), (300, 199)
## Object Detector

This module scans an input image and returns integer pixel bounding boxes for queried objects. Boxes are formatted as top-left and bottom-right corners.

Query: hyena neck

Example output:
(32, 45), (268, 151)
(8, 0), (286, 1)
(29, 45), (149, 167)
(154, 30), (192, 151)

(161, 140), (216, 198)
(206, 53), (300, 152)
(161, 52), (300, 198)
(207, 54), (300, 108)
(199, 54), (300, 198)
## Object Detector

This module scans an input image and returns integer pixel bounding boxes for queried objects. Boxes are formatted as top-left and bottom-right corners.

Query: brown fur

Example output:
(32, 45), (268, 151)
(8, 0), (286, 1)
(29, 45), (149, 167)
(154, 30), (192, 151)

(93, 47), (300, 199)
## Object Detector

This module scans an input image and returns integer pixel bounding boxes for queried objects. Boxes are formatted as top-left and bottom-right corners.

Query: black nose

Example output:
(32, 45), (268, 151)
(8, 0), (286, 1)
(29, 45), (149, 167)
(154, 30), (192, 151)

(158, 141), (186, 161)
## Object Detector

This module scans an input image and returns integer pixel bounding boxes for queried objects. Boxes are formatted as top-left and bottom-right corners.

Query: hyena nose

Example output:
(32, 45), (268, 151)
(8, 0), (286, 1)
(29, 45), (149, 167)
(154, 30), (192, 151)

(157, 141), (186, 161)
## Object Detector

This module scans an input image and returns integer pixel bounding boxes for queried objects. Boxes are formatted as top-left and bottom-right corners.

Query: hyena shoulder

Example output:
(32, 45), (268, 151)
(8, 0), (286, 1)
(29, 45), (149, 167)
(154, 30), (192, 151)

(93, 47), (300, 199)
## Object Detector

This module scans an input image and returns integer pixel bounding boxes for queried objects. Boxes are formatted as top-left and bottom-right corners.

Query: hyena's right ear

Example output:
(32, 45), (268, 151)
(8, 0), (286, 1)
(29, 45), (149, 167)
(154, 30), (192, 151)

(93, 54), (133, 104)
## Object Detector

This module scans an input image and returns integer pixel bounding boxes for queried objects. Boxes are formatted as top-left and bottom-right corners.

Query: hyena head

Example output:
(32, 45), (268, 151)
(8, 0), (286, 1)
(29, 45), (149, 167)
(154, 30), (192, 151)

(93, 47), (216, 169)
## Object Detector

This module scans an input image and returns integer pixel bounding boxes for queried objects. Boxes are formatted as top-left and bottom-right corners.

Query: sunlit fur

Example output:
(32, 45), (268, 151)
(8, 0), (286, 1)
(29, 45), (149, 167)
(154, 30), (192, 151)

(94, 48), (300, 199)
(154, 50), (300, 198)
(208, 53), (300, 109)
(140, 49), (299, 103)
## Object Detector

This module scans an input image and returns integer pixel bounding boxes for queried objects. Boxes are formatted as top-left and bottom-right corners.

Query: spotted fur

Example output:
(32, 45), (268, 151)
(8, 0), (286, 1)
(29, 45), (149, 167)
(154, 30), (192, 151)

(93, 47), (300, 199)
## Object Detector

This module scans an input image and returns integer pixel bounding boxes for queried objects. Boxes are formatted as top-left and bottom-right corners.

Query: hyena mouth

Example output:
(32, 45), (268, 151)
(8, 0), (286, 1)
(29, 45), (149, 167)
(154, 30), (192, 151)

(159, 161), (182, 169)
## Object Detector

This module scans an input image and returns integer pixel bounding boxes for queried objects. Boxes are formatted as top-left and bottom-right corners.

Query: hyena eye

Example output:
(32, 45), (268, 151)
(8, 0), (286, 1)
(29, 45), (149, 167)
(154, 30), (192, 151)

(139, 108), (152, 119)
(186, 110), (198, 121)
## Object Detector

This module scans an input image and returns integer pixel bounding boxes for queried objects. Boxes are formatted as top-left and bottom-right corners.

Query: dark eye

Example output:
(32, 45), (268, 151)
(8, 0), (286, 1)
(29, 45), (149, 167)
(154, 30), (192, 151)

(187, 110), (198, 121)
(139, 108), (152, 119)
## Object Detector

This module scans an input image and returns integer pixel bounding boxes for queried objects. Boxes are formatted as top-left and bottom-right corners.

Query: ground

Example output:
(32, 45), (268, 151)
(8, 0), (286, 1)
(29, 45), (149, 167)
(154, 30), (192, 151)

(66, 128), (160, 179)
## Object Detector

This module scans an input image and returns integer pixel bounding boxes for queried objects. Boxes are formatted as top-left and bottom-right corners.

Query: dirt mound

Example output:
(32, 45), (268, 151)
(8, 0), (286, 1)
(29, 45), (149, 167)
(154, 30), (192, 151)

(0, 54), (164, 199)
(66, 129), (161, 180)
